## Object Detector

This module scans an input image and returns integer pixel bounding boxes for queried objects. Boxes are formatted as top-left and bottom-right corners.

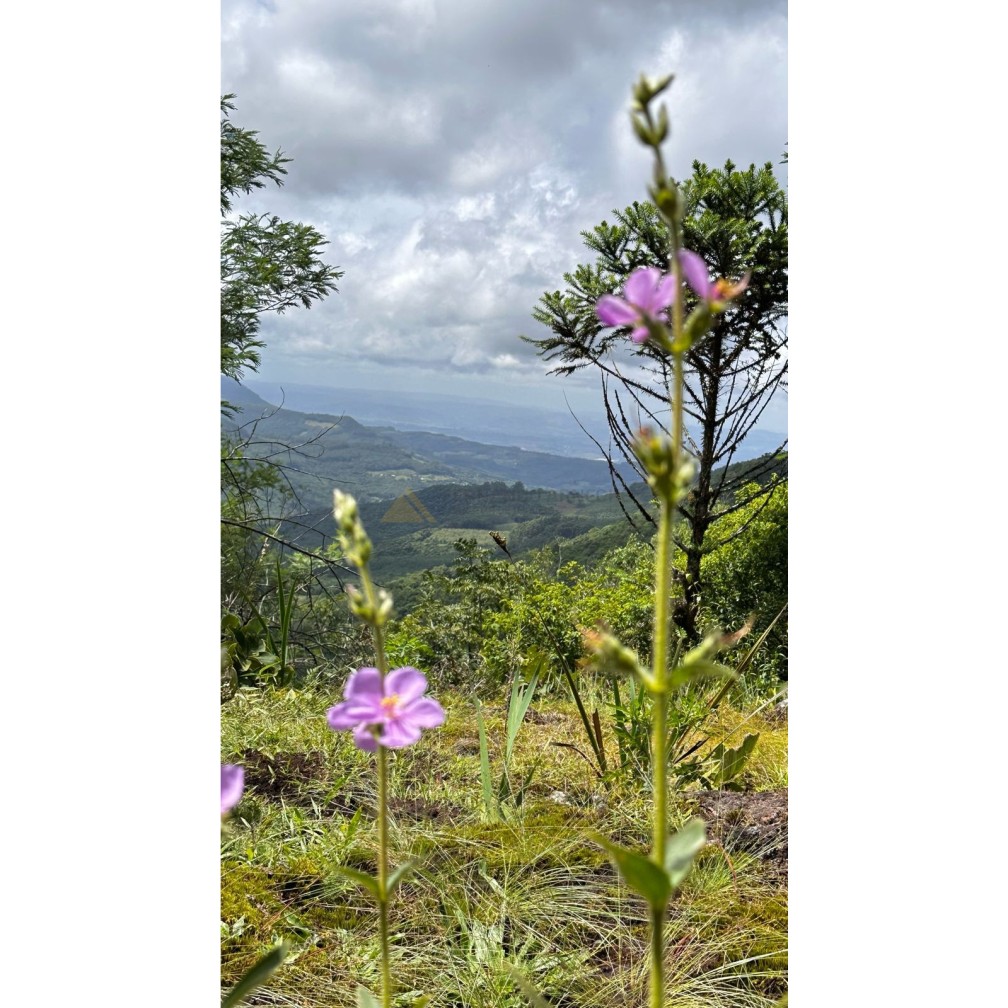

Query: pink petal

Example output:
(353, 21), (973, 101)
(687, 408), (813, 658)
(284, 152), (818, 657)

(221, 764), (244, 815)
(353, 724), (378, 752)
(652, 273), (678, 310)
(344, 667), (382, 702)
(402, 696), (446, 728)
(380, 720), (422, 748)
(385, 667), (428, 704)
(327, 701), (366, 729)
(596, 295), (637, 327)
(623, 267), (662, 307)
(678, 249), (712, 299)
(630, 326), (651, 344)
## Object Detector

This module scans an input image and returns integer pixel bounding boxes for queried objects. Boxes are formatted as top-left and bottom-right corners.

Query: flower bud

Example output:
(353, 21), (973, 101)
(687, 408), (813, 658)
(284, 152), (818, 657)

(375, 588), (394, 625)
(649, 180), (682, 225)
(633, 428), (676, 502)
(654, 104), (669, 143)
(632, 72), (674, 108)
(631, 114), (658, 147)
(333, 490), (373, 568)
(345, 584), (372, 621)
(673, 303), (713, 353)
(333, 490), (359, 534)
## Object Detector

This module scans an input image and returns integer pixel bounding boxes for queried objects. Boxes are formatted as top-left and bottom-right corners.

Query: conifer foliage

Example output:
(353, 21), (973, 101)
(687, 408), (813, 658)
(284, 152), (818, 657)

(527, 160), (788, 640)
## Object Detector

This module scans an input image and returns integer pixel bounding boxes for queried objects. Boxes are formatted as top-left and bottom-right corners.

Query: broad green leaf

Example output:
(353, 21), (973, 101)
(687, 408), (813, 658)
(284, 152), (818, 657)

(505, 963), (553, 1008)
(664, 818), (707, 888)
(221, 941), (288, 1008)
(708, 733), (759, 787)
(593, 834), (671, 910)
(333, 864), (381, 900)
(355, 986), (380, 1008)
(387, 859), (418, 895)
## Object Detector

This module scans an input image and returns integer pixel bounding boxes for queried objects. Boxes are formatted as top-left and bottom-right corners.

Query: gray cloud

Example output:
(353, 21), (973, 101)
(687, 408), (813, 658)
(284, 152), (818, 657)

(222, 0), (787, 417)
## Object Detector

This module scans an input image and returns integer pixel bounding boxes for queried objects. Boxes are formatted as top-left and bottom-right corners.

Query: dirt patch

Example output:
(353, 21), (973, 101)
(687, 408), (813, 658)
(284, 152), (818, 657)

(239, 749), (328, 802)
(693, 788), (787, 883)
(389, 795), (467, 823)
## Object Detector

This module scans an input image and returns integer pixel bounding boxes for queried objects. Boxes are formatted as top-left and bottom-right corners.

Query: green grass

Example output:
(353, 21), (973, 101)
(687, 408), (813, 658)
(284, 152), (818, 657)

(222, 681), (787, 1006)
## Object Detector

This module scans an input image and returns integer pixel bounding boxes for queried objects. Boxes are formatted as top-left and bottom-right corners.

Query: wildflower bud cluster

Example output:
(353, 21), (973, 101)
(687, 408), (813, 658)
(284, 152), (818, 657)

(632, 428), (697, 505)
(630, 73), (683, 226)
(333, 489), (372, 568)
(630, 73), (673, 120)
(345, 583), (394, 628)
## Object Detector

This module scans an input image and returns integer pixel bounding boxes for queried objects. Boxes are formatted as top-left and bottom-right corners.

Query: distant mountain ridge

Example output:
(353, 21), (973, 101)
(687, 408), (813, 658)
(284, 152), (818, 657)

(245, 378), (611, 458)
(244, 378), (787, 463)
(221, 376), (639, 505)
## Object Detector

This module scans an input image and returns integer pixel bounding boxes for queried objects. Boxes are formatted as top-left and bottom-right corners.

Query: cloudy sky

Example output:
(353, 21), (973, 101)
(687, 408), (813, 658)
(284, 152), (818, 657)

(222, 0), (787, 427)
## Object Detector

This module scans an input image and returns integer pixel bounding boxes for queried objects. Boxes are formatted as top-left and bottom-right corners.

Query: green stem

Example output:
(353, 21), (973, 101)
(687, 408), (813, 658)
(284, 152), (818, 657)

(359, 567), (389, 675)
(642, 104), (687, 1008)
(649, 494), (674, 1008)
(650, 907), (666, 1008)
(356, 558), (392, 1005)
(651, 496), (672, 852)
(377, 744), (392, 1008)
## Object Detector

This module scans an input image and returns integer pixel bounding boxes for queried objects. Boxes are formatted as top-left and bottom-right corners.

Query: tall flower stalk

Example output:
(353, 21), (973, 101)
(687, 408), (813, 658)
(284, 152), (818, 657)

(327, 491), (445, 1008)
(587, 73), (750, 1008)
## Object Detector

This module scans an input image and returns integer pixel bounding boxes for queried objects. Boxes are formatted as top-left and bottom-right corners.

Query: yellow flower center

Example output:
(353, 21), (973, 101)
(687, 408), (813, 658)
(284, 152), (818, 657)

(381, 694), (401, 714)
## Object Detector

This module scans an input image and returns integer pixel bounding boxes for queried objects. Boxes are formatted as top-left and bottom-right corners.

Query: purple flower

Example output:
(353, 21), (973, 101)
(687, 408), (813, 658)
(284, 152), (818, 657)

(678, 249), (749, 307)
(221, 764), (244, 815)
(596, 267), (677, 344)
(327, 666), (446, 751)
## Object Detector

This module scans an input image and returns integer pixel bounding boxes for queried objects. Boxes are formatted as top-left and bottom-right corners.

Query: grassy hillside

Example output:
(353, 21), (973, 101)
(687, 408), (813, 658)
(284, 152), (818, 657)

(268, 448), (786, 598)
(273, 481), (645, 582)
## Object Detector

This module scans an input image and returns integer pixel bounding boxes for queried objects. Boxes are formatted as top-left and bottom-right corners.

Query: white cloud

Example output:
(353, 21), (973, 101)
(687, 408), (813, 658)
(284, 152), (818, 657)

(223, 0), (787, 429)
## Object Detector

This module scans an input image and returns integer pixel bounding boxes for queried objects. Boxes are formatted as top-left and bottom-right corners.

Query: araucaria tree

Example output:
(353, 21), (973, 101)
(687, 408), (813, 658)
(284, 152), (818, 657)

(526, 160), (787, 641)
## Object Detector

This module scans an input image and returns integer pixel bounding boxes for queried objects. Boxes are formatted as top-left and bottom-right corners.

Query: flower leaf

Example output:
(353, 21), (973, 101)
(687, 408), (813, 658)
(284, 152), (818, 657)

(664, 818), (707, 888)
(221, 941), (289, 1008)
(355, 986), (381, 1008)
(333, 865), (381, 900)
(387, 859), (418, 896)
(592, 833), (672, 911)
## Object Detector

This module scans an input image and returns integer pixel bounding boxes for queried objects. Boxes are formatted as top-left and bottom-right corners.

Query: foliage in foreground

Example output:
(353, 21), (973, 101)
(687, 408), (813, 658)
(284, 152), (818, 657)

(222, 684), (788, 1006)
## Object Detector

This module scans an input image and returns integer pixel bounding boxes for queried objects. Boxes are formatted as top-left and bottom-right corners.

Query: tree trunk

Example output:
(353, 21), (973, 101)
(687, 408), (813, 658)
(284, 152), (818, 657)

(673, 324), (723, 642)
